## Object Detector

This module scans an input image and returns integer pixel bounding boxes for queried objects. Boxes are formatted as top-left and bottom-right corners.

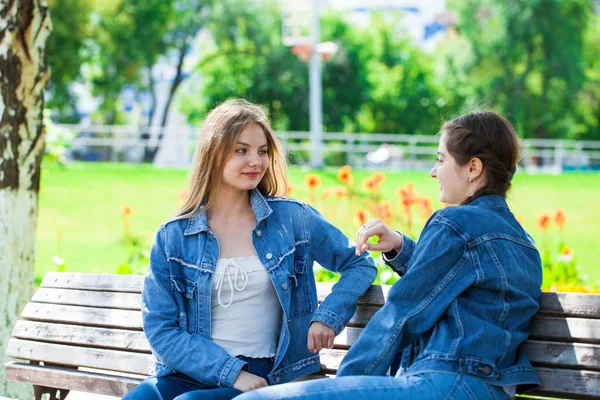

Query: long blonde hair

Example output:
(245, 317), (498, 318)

(177, 99), (288, 219)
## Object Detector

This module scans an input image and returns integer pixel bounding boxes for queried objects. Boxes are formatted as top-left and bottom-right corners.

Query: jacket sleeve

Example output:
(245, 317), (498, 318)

(337, 218), (477, 376)
(303, 204), (378, 334)
(142, 226), (247, 388)
(382, 232), (416, 277)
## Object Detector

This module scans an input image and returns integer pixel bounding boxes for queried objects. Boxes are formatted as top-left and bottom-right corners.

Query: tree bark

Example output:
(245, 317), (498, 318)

(0, 0), (51, 398)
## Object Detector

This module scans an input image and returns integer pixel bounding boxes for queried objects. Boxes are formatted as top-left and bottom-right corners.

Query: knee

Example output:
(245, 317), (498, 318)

(122, 378), (162, 400)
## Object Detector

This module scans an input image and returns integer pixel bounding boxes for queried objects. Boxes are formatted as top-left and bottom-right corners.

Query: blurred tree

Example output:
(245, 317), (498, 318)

(184, 1), (377, 134)
(0, 0), (51, 398)
(46, 0), (92, 122)
(89, 0), (177, 125)
(353, 13), (449, 135)
(573, 12), (600, 140)
(447, 0), (593, 139)
(182, 0), (309, 130)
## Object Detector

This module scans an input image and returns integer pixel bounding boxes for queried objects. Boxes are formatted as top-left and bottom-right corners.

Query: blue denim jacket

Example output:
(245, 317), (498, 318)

(142, 190), (377, 388)
(338, 195), (542, 393)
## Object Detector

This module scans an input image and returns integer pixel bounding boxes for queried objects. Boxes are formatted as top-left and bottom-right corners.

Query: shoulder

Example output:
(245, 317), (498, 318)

(264, 195), (314, 214)
(156, 216), (190, 237)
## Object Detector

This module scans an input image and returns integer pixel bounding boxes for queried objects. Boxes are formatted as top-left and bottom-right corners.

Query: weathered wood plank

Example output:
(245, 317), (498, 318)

(539, 292), (600, 319)
(333, 327), (362, 349)
(318, 283), (389, 307)
(20, 303), (143, 329)
(11, 321), (150, 353)
(6, 339), (150, 375)
(529, 367), (600, 399)
(32, 288), (141, 310)
(530, 316), (600, 344)
(524, 341), (600, 371)
(319, 283), (600, 319)
(4, 362), (143, 397)
(41, 272), (144, 293)
(320, 350), (600, 398)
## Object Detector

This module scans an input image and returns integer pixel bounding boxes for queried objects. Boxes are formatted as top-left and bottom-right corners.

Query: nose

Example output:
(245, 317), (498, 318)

(248, 152), (262, 167)
(430, 165), (437, 178)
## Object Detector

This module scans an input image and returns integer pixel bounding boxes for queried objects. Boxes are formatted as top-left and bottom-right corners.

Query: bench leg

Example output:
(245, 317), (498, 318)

(33, 385), (70, 400)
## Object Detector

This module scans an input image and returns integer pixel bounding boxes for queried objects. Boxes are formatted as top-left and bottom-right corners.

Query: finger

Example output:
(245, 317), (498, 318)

(314, 334), (324, 352)
(366, 241), (393, 252)
(328, 333), (334, 349)
(356, 231), (367, 256)
(307, 331), (316, 353)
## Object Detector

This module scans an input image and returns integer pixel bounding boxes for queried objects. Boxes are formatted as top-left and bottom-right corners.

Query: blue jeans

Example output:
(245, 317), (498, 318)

(234, 372), (510, 400)
(123, 357), (272, 400)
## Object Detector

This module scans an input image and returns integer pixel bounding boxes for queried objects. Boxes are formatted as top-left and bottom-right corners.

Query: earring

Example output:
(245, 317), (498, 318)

(468, 177), (473, 183)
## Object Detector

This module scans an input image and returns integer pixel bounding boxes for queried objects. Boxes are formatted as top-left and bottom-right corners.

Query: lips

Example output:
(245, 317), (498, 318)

(242, 172), (260, 178)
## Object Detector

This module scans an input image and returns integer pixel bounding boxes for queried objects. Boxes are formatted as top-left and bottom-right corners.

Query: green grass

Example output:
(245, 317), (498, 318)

(36, 162), (600, 286)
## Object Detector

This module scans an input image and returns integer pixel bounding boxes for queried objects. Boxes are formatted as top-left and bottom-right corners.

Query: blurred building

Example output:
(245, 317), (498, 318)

(326, 0), (454, 52)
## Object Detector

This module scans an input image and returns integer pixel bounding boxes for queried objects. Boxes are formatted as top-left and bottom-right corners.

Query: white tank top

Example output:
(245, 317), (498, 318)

(210, 256), (282, 358)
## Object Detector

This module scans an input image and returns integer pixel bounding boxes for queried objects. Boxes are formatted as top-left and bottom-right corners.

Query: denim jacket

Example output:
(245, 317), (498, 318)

(142, 190), (377, 388)
(338, 195), (542, 393)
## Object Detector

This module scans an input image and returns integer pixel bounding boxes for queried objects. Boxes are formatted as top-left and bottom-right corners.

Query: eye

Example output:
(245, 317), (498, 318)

(235, 148), (247, 154)
(258, 149), (268, 155)
(435, 157), (442, 163)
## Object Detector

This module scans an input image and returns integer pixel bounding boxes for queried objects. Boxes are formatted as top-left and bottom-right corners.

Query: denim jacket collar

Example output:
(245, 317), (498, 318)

(468, 194), (509, 210)
(183, 189), (273, 236)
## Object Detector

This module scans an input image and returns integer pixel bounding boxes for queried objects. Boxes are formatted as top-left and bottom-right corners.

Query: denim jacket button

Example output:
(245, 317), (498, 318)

(282, 283), (288, 290)
(266, 253), (273, 260)
(256, 230), (262, 237)
(276, 377), (281, 383)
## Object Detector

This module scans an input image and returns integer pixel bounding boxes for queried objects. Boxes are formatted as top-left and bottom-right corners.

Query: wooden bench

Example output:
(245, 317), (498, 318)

(3, 272), (600, 399)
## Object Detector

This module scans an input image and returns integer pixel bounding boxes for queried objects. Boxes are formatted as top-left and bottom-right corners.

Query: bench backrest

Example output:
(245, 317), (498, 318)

(6, 272), (600, 398)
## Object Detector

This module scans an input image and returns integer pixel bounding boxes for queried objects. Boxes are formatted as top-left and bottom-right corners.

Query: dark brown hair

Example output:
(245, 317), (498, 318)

(441, 111), (521, 205)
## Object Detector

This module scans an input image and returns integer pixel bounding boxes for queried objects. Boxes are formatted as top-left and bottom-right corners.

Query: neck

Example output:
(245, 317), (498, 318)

(207, 186), (253, 221)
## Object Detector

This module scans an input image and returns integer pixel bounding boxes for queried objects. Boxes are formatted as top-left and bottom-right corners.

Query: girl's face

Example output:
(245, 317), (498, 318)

(220, 123), (270, 193)
(430, 133), (471, 205)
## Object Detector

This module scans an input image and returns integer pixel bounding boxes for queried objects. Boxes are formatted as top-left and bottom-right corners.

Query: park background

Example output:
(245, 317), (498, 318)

(39, 0), (600, 292)
(1, 0), (600, 398)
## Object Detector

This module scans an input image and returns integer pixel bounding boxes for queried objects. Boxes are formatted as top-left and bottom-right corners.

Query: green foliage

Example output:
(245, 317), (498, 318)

(182, 0), (309, 130)
(46, 0), (93, 122)
(353, 13), (448, 135)
(446, 0), (595, 139)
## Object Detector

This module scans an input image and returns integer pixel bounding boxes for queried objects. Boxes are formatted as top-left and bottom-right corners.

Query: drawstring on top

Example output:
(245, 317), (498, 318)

(214, 260), (249, 307)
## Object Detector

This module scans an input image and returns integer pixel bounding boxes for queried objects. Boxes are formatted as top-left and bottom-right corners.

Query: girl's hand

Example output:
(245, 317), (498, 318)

(233, 370), (269, 392)
(355, 219), (403, 256)
(307, 321), (335, 353)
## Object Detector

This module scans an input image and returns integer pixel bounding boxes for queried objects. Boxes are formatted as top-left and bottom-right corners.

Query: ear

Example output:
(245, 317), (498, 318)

(468, 157), (484, 181)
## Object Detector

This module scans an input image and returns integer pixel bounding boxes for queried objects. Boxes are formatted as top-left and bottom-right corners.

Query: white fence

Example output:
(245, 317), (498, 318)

(52, 124), (600, 172)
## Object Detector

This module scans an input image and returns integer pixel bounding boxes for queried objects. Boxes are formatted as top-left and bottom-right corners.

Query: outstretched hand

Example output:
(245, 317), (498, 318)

(355, 219), (403, 256)
(307, 321), (335, 353)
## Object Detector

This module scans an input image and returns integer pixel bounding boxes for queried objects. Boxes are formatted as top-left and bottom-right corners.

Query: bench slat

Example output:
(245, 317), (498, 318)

(41, 272), (144, 293)
(539, 292), (600, 319)
(12, 321), (150, 353)
(4, 362), (142, 398)
(319, 350), (600, 398)
(524, 341), (600, 371)
(32, 288), (141, 310)
(320, 283), (600, 318)
(530, 367), (600, 399)
(6, 339), (149, 375)
(20, 303), (143, 329)
(529, 316), (600, 344)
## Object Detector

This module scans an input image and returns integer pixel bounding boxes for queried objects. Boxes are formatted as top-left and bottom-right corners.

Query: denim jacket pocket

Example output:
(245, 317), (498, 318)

(288, 254), (315, 318)
(170, 275), (198, 334)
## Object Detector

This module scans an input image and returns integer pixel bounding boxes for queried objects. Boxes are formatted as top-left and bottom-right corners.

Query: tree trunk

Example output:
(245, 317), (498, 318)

(0, 0), (51, 398)
(143, 42), (189, 163)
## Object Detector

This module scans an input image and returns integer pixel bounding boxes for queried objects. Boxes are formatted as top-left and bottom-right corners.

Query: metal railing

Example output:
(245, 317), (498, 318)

(51, 124), (600, 172)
